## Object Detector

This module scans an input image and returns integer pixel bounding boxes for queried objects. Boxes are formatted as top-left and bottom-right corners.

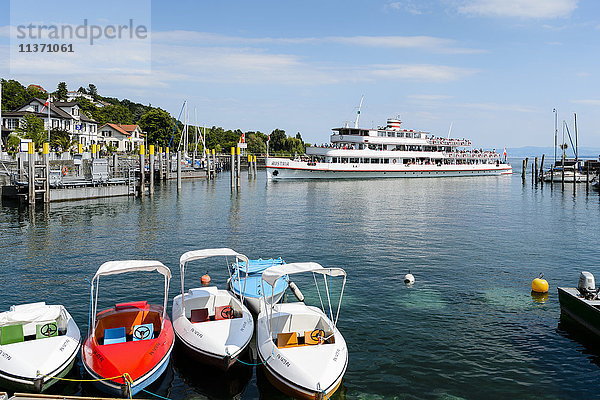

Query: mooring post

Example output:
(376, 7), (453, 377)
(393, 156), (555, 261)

(561, 154), (565, 190)
(205, 149), (211, 180)
(236, 146), (241, 188)
(158, 147), (163, 181)
(139, 144), (145, 197)
(149, 145), (155, 195)
(253, 155), (258, 176)
(247, 154), (252, 179)
(521, 159), (526, 181)
(177, 150), (182, 190)
(539, 154), (545, 182)
(212, 149), (216, 179)
(230, 147), (235, 189)
(586, 162), (590, 191)
(534, 157), (538, 183)
(165, 147), (170, 181)
(112, 153), (118, 178)
(43, 143), (50, 203)
(28, 142), (35, 205)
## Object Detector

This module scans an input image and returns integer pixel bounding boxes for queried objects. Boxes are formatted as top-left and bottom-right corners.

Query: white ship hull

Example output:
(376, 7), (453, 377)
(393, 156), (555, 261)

(266, 158), (512, 180)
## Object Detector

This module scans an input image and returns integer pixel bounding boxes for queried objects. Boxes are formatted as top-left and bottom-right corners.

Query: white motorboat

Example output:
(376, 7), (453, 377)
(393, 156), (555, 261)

(256, 262), (348, 400)
(542, 166), (588, 183)
(0, 302), (81, 392)
(172, 248), (254, 370)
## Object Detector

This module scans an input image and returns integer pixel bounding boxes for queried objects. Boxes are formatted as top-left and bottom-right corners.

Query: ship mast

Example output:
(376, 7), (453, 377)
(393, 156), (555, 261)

(354, 95), (364, 129)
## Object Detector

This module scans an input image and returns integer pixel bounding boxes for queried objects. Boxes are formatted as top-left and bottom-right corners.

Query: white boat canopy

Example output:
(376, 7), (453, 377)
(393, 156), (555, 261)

(262, 262), (346, 287)
(180, 248), (249, 266)
(90, 260), (171, 331)
(93, 260), (172, 280)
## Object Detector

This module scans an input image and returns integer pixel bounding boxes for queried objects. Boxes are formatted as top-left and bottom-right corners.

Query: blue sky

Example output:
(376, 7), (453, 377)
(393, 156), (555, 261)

(1, 0), (599, 149)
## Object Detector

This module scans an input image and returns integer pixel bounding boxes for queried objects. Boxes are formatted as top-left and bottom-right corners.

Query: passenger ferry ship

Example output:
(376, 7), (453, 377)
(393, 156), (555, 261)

(266, 117), (512, 180)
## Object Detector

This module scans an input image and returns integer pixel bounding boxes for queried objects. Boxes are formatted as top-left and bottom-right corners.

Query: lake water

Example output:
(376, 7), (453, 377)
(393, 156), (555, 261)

(2, 162), (600, 399)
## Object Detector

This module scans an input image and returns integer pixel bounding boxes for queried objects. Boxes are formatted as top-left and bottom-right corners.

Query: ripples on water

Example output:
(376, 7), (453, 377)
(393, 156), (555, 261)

(2, 168), (600, 399)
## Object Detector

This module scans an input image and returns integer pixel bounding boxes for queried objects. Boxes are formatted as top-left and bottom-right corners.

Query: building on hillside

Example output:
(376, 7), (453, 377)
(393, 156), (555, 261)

(0, 98), (99, 147)
(66, 91), (93, 102)
(98, 123), (145, 152)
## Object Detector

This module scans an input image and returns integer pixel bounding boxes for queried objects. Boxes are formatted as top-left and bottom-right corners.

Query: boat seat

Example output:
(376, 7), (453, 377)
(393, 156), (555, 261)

(103, 327), (126, 345)
(190, 308), (209, 323)
(132, 323), (154, 341)
(277, 332), (298, 348)
(36, 321), (58, 339)
(215, 305), (235, 320)
(0, 324), (24, 345)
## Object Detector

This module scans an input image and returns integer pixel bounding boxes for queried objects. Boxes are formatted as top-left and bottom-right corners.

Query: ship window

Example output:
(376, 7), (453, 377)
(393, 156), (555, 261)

(378, 131), (386, 137)
(405, 132), (413, 138)
(349, 158), (359, 163)
(397, 132), (404, 138)
(341, 158), (348, 163)
(387, 132), (394, 137)
(382, 159), (390, 164)
(370, 158), (380, 164)
(414, 133), (421, 138)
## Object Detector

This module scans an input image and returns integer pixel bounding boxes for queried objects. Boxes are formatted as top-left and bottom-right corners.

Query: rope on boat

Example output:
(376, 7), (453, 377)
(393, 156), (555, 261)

(234, 357), (269, 366)
(141, 388), (173, 400)
(37, 373), (129, 382)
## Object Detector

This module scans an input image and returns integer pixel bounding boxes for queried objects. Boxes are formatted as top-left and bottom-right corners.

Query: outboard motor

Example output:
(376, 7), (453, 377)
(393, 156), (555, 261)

(578, 271), (598, 299)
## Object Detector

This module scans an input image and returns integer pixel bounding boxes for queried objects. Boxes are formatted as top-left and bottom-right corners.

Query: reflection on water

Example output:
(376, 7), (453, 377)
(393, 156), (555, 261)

(2, 173), (600, 399)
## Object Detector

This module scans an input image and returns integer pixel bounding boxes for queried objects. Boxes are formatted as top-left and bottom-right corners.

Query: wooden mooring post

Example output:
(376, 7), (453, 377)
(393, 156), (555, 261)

(236, 147), (241, 189)
(139, 144), (145, 197)
(533, 157), (538, 183)
(521, 158), (528, 181)
(177, 151), (182, 190)
(28, 142), (35, 205)
(230, 147), (235, 190)
(539, 154), (545, 182)
(43, 143), (50, 203)
(149, 145), (155, 195)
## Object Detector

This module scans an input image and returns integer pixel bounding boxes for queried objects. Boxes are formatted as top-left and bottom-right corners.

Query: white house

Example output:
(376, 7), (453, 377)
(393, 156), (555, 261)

(1, 98), (99, 146)
(98, 123), (145, 152)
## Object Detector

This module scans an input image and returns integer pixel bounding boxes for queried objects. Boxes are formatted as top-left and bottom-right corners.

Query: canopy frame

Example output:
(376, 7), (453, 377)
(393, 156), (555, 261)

(89, 260), (171, 336)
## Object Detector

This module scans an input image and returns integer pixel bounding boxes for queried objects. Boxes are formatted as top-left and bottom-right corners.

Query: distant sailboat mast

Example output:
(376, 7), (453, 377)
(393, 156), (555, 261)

(354, 95), (364, 129)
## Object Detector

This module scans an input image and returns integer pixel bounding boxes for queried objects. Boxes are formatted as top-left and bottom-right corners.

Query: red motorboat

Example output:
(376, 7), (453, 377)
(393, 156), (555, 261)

(81, 260), (174, 397)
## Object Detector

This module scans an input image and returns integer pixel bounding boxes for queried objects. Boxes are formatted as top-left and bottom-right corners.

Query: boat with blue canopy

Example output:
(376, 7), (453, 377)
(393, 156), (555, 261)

(228, 258), (290, 314)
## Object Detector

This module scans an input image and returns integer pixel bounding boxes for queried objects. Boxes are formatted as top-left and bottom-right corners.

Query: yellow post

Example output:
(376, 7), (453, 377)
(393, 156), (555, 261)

(139, 144), (145, 155)
(78, 143), (83, 154)
(236, 147), (241, 155)
(158, 146), (163, 154)
(28, 142), (34, 154)
(231, 147), (235, 155)
(166, 147), (170, 154)
(42, 142), (49, 155)
(149, 145), (155, 155)
(247, 155), (251, 162)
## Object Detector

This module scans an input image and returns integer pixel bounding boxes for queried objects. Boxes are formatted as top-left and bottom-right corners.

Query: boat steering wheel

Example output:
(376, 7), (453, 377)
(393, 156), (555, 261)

(220, 306), (234, 319)
(310, 329), (325, 343)
(40, 322), (58, 337)
(133, 325), (152, 340)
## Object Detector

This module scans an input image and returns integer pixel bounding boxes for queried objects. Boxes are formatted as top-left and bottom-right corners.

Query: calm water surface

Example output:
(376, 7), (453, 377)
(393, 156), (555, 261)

(1, 163), (600, 399)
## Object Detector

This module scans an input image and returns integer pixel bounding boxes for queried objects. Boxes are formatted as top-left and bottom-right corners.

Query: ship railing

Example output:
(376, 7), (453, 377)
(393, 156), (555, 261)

(429, 139), (472, 146)
(446, 152), (500, 159)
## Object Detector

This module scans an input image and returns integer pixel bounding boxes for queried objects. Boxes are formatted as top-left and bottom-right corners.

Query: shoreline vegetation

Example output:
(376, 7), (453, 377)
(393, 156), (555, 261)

(0, 79), (307, 155)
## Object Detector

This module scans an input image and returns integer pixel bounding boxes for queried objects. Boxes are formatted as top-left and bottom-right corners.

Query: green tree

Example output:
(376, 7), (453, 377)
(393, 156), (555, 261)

(246, 132), (267, 154)
(50, 128), (74, 152)
(26, 85), (48, 101)
(6, 133), (21, 155)
(139, 108), (174, 145)
(77, 86), (88, 94)
(88, 83), (98, 100)
(269, 129), (287, 152)
(93, 104), (134, 125)
(15, 113), (46, 148)
(55, 82), (68, 101)
(1, 79), (29, 111)
(75, 97), (97, 116)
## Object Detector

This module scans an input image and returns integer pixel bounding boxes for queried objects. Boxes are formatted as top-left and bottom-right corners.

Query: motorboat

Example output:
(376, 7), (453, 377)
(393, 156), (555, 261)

(0, 302), (80, 392)
(228, 257), (290, 313)
(542, 166), (588, 183)
(256, 262), (348, 400)
(172, 248), (254, 370)
(558, 271), (600, 336)
(81, 260), (174, 397)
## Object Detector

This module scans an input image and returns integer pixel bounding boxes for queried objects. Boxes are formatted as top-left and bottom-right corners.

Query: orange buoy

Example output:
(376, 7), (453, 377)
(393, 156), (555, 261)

(201, 273), (211, 286)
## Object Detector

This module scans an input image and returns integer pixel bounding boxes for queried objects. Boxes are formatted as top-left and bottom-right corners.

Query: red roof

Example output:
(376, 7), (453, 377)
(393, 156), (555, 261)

(119, 125), (139, 133)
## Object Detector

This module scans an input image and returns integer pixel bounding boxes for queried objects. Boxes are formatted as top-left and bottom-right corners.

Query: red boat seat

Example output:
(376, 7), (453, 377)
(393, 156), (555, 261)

(215, 305), (235, 320)
(190, 308), (209, 323)
(115, 301), (148, 310)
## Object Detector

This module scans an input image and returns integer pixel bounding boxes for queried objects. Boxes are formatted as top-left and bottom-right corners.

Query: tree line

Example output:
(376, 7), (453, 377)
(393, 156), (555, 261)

(1, 79), (307, 155)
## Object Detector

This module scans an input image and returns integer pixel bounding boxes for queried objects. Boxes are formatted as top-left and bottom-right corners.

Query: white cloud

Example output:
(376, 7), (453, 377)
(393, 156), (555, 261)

(408, 94), (454, 101)
(386, 1), (426, 15)
(152, 31), (484, 54)
(457, 0), (578, 18)
(370, 64), (477, 82)
(570, 99), (600, 106)
(459, 102), (538, 113)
